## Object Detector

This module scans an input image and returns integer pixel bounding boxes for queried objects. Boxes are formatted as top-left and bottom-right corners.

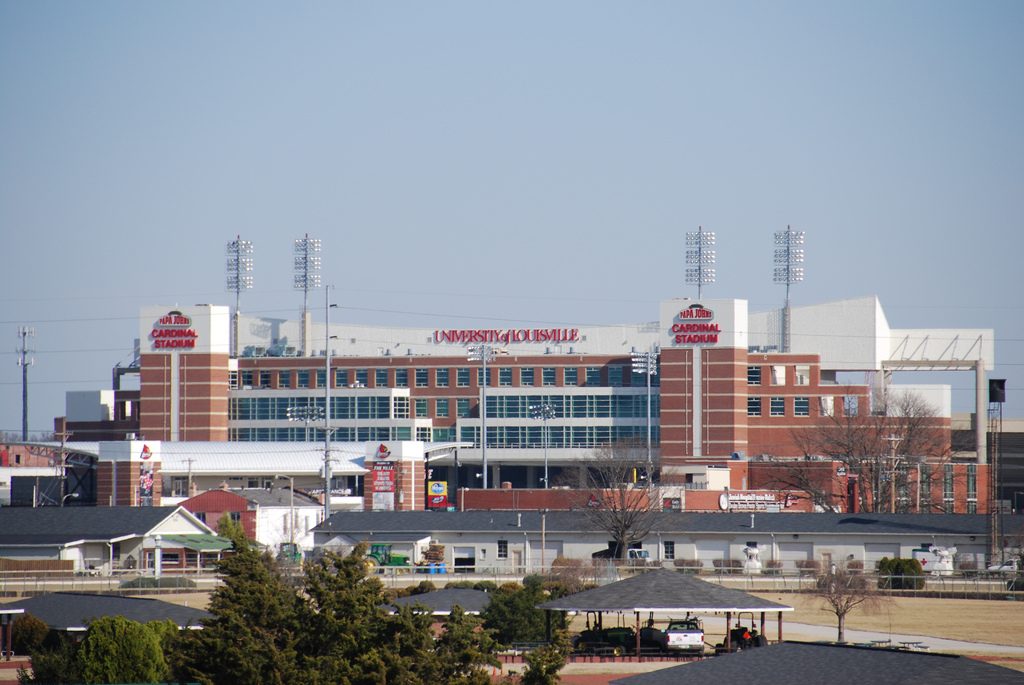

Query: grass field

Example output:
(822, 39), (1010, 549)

(752, 592), (1024, 648)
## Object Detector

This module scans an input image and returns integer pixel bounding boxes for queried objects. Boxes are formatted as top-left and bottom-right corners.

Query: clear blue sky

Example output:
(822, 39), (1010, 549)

(2, 1), (1022, 435)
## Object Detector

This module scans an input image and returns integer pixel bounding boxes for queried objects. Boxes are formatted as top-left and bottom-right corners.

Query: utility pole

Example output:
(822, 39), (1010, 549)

(886, 435), (901, 513)
(17, 327), (34, 441)
(55, 427), (72, 505)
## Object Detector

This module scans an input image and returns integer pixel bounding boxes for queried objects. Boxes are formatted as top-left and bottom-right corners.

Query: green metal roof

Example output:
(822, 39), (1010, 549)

(160, 534), (234, 552)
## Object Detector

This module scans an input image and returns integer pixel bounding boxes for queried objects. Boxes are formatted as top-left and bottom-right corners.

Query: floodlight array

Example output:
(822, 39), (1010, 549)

(685, 227), (716, 297)
(226, 237), (254, 293)
(293, 235), (323, 291)
(773, 227), (806, 286)
(631, 350), (659, 376)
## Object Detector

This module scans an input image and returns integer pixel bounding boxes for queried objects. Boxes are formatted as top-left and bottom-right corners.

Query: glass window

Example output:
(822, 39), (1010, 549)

(795, 365), (810, 385)
(436, 398), (449, 418)
(521, 368), (534, 386)
(229, 370), (239, 389)
(416, 427), (431, 441)
(436, 368), (449, 387)
(393, 397), (410, 419)
(375, 369), (388, 387)
(476, 368), (492, 386)
(542, 367), (556, 386)
(415, 368), (429, 387)
(278, 370), (291, 388)
(967, 464), (977, 500)
(771, 365), (786, 385)
(748, 397), (762, 416)
(585, 367), (601, 385)
(240, 370), (254, 388)
(335, 368), (348, 387)
(296, 370), (310, 388)
(395, 369), (409, 387)
(564, 367), (578, 386)
(770, 397), (785, 416)
(663, 541), (675, 560)
(259, 370), (271, 388)
(497, 540), (508, 559)
(316, 369), (326, 387)
(456, 368), (470, 387)
(747, 366), (762, 385)
(794, 397), (810, 416)
(499, 367), (512, 386)
(355, 369), (368, 387)
(415, 398), (428, 417)
(820, 396), (834, 417)
(456, 398), (471, 417)
(607, 366), (623, 387)
(843, 396), (859, 417)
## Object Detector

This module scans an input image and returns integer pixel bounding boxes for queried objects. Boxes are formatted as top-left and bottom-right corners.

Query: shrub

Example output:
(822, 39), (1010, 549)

(877, 557), (925, 589)
(712, 559), (742, 574)
(845, 560), (864, 574)
(957, 559), (978, 576)
(12, 613), (49, 655)
(795, 560), (821, 576)
(118, 576), (196, 590)
(764, 560), (784, 576)
(673, 559), (703, 574)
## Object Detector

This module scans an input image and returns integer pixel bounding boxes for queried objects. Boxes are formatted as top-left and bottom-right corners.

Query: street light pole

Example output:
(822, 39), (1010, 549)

(530, 403), (555, 488)
(467, 344), (503, 489)
(323, 285), (335, 522)
(275, 474), (296, 549)
(631, 348), (659, 488)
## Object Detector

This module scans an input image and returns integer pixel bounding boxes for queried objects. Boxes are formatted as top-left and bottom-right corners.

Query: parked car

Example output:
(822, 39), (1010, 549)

(986, 559), (1020, 575)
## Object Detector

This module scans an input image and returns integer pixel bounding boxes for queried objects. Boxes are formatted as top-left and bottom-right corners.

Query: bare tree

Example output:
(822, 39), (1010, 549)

(815, 564), (885, 643)
(579, 440), (660, 561)
(780, 389), (952, 513)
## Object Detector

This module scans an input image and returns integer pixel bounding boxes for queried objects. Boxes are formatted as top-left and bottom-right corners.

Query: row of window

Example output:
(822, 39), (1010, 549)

(747, 396), (860, 417)
(231, 393), (660, 422)
(458, 425), (658, 449)
(236, 364), (661, 390)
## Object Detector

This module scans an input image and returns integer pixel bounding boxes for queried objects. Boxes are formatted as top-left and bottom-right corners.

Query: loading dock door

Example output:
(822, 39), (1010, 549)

(778, 542), (813, 572)
(453, 545), (476, 573)
(864, 543), (899, 572)
(694, 540), (730, 571)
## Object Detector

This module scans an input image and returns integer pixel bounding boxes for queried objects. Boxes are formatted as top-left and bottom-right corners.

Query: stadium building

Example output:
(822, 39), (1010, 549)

(53, 294), (998, 514)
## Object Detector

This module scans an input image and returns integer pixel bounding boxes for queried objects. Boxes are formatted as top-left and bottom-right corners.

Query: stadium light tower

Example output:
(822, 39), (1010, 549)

(773, 226), (805, 353)
(685, 227), (716, 300)
(294, 234), (322, 356)
(631, 347), (659, 488)
(226, 236), (254, 357)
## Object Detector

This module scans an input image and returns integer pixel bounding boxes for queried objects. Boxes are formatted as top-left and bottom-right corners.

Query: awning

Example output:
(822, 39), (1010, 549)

(159, 534), (234, 552)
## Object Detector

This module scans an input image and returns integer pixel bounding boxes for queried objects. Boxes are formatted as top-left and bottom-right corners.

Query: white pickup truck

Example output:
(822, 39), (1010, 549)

(664, 618), (705, 654)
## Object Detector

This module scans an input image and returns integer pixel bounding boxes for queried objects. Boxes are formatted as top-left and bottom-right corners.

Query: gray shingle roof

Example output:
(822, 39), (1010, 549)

(609, 641), (1024, 685)
(390, 588), (492, 615)
(537, 569), (793, 613)
(0, 506), (186, 545)
(11, 592), (210, 630)
(316, 510), (1003, 538)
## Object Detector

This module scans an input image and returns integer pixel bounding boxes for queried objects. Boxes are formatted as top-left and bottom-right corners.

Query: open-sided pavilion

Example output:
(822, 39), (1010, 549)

(537, 569), (794, 659)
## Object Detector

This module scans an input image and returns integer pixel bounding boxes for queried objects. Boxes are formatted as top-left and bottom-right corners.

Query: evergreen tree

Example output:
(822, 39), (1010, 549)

(77, 616), (167, 684)
(295, 546), (394, 684)
(378, 604), (443, 685)
(482, 576), (548, 646)
(11, 613), (48, 656)
(17, 632), (80, 685)
(178, 521), (303, 685)
(435, 605), (501, 685)
(519, 629), (571, 685)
